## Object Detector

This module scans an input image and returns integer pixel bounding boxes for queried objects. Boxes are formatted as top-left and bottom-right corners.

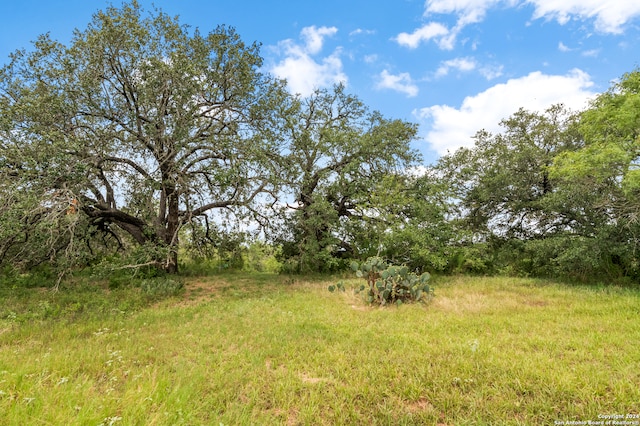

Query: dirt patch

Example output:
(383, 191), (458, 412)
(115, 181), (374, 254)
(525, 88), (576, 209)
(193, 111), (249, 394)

(521, 298), (548, 307)
(405, 397), (435, 413)
(299, 372), (332, 384)
(433, 292), (492, 313)
(285, 410), (299, 426)
(350, 304), (369, 311)
(170, 279), (224, 307)
(434, 289), (551, 314)
(268, 408), (299, 426)
(265, 358), (288, 374)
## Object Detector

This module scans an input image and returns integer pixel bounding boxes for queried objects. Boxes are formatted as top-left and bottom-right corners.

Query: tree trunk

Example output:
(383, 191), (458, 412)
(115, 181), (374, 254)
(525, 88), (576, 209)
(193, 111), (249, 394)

(164, 187), (180, 274)
(165, 248), (179, 274)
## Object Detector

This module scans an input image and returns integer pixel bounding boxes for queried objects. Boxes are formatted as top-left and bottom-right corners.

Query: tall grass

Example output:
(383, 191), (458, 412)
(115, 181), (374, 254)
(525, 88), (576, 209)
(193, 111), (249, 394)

(0, 274), (638, 425)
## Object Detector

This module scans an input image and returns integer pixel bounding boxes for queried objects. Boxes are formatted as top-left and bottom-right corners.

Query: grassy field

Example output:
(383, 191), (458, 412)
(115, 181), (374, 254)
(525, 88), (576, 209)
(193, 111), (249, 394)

(0, 273), (639, 425)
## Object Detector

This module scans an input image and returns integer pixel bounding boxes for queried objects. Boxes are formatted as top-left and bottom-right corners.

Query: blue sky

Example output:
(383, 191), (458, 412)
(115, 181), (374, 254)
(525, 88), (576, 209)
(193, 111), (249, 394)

(1, 0), (640, 164)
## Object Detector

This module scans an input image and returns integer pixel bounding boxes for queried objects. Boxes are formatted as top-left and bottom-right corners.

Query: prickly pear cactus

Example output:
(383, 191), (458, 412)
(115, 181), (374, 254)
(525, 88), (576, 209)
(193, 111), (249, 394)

(347, 257), (433, 306)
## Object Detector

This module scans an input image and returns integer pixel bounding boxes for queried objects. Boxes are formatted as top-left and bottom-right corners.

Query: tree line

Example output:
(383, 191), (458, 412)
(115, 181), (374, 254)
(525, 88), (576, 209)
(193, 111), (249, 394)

(1, 2), (639, 284)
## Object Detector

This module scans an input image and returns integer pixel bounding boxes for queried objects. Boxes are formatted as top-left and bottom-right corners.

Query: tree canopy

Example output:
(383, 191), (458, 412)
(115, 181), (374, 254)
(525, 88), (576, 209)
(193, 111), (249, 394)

(0, 1), (288, 273)
(275, 84), (420, 272)
(2, 0), (640, 285)
(435, 71), (640, 281)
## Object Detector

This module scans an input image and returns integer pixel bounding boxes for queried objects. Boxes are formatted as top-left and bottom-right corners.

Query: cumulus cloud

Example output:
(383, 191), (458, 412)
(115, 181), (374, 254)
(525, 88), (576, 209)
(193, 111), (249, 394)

(558, 41), (572, 52)
(375, 70), (419, 97)
(394, 0), (508, 50)
(425, 0), (510, 25)
(300, 26), (337, 54)
(527, 0), (640, 34)
(435, 57), (503, 80)
(398, 0), (514, 49)
(394, 22), (452, 49)
(399, 0), (640, 51)
(435, 57), (477, 77)
(270, 26), (347, 96)
(415, 69), (595, 155)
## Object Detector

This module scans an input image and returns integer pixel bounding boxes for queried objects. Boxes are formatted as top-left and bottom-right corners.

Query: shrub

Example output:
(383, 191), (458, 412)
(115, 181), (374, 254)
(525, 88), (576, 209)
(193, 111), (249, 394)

(139, 277), (184, 298)
(331, 257), (433, 306)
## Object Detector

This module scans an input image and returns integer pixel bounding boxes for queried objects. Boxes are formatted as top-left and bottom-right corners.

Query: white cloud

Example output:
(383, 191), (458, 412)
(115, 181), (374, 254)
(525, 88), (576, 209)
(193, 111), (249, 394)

(411, 0), (640, 51)
(300, 26), (338, 54)
(349, 28), (376, 37)
(435, 32), (459, 50)
(395, 1), (512, 50)
(418, 0), (517, 49)
(269, 26), (347, 96)
(527, 0), (640, 34)
(271, 50), (346, 97)
(558, 41), (572, 52)
(479, 64), (504, 80)
(435, 57), (477, 77)
(363, 54), (378, 64)
(425, 0), (511, 25)
(435, 57), (503, 80)
(375, 70), (419, 97)
(581, 48), (600, 57)
(394, 22), (452, 49)
(415, 69), (595, 155)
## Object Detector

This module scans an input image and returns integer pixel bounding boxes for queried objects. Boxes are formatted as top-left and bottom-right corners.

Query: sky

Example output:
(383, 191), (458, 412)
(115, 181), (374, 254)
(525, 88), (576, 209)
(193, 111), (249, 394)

(1, 0), (640, 165)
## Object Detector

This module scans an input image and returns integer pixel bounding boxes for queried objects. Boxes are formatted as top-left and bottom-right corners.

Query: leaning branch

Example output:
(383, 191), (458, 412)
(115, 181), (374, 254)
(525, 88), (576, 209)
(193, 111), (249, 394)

(113, 261), (160, 270)
(103, 156), (153, 180)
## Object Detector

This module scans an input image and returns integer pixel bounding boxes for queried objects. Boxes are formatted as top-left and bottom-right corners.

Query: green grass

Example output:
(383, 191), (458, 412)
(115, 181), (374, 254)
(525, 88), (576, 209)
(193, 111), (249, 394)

(0, 274), (639, 425)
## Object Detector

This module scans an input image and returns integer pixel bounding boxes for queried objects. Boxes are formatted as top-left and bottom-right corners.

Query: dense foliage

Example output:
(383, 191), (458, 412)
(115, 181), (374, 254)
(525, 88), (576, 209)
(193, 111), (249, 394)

(0, 1), (288, 275)
(275, 84), (420, 273)
(436, 77), (640, 282)
(1, 1), (640, 285)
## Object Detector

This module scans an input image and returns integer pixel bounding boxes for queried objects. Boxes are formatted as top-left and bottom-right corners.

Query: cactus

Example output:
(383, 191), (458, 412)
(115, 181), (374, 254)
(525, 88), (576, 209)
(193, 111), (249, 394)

(347, 257), (433, 306)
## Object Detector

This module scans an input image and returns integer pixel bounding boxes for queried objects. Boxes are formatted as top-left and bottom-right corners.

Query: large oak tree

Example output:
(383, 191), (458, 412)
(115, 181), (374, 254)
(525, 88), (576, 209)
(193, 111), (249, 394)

(0, 1), (288, 273)
(276, 85), (420, 272)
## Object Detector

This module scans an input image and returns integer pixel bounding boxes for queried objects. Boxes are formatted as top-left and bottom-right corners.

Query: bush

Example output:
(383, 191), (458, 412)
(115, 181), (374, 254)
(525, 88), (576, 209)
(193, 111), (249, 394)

(331, 257), (433, 306)
(139, 277), (184, 298)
